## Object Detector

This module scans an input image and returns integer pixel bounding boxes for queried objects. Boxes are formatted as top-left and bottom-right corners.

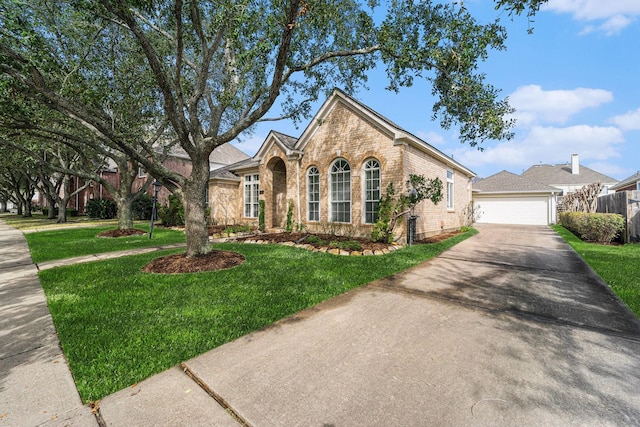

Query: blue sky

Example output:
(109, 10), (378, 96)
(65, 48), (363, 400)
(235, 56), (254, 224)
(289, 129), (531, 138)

(231, 1), (640, 181)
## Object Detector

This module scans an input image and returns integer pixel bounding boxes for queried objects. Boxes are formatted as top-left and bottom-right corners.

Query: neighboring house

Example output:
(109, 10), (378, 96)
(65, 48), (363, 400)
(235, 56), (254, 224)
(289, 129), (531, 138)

(208, 88), (476, 242)
(609, 171), (640, 192)
(473, 171), (560, 225)
(39, 143), (249, 214)
(132, 143), (250, 207)
(472, 154), (618, 226)
(521, 154), (617, 196)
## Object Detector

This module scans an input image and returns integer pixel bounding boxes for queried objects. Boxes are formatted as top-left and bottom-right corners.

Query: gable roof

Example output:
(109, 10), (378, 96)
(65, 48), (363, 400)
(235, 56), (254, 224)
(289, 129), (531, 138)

(293, 88), (475, 177)
(254, 130), (300, 160)
(610, 171), (640, 191)
(521, 164), (617, 186)
(473, 170), (560, 194)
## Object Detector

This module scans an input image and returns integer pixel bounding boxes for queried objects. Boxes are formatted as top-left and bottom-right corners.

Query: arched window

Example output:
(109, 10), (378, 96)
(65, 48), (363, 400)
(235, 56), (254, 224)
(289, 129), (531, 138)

(330, 159), (351, 223)
(363, 159), (381, 223)
(307, 166), (320, 221)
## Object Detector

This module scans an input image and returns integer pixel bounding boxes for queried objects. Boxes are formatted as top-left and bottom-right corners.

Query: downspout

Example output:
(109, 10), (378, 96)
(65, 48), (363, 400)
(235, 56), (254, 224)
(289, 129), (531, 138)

(296, 157), (301, 226)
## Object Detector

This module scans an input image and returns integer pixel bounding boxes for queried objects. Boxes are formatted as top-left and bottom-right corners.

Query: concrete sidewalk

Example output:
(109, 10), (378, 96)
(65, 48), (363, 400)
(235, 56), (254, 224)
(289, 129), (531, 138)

(0, 221), (97, 426)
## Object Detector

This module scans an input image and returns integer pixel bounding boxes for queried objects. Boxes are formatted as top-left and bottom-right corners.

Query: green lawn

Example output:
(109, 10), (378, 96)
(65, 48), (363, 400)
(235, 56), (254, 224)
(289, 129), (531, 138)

(553, 225), (640, 318)
(25, 226), (186, 263)
(3, 213), (121, 230)
(38, 228), (477, 402)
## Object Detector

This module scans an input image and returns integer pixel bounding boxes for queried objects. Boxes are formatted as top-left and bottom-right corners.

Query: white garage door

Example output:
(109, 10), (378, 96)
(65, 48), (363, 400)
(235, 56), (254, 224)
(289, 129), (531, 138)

(474, 196), (550, 225)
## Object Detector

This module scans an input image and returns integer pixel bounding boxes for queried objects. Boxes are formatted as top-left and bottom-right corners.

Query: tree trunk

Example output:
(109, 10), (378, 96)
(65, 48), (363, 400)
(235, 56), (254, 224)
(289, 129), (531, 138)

(116, 196), (134, 230)
(57, 204), (68, 223)
(16, 202), (23, 216)
(46, 195), (57, 219)
(183, 157), (210, 257)
(23, 198), (32, 217)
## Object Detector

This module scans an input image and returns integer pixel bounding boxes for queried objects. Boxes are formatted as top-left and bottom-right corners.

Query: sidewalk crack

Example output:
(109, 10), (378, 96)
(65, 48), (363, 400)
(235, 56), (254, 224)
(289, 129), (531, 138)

(180, 362), (251, 426)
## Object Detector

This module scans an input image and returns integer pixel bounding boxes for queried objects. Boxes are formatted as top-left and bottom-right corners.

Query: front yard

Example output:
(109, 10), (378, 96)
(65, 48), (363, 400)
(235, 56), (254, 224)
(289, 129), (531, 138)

(35, 229), (477, 403)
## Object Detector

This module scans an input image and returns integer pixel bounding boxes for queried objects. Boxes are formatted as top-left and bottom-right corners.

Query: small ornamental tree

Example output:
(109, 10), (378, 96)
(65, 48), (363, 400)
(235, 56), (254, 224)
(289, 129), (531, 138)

(372, 174), (443, 243)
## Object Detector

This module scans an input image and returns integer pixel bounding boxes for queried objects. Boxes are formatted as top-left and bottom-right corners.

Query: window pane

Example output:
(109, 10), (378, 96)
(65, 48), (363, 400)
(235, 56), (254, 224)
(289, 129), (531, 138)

(330, 160), (351, 222)
(364, 159), (381, 224)
(307, 167), (320, 221)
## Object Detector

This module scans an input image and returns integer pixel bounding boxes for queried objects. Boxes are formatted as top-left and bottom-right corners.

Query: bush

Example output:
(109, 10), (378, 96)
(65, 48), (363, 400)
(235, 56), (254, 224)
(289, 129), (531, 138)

(158, 195), (185, 226)
(559, 212), (624, 244)
(132, 194), (154, 220)
(258, 200), (265, 232)
(86, 199), (118, 219)
(306, 235), (327, 246)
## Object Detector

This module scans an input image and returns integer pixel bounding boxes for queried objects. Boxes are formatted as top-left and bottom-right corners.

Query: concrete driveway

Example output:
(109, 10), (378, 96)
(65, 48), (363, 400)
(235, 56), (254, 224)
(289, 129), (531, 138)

(98, 224), (640, 426)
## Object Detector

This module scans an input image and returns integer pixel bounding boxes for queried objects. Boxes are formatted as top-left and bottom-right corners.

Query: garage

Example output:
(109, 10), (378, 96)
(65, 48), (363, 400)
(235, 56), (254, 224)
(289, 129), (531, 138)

(474, 195), (552, 225)
(472, 171), (560, 226)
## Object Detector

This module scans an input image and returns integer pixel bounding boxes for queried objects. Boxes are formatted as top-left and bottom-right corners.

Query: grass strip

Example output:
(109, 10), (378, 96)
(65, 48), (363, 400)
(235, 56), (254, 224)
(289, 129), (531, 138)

(39, 228), (476, 402)
(553, 225), (640, 318)
(26, 226), (186, 263)
(3, 214), (120, 230)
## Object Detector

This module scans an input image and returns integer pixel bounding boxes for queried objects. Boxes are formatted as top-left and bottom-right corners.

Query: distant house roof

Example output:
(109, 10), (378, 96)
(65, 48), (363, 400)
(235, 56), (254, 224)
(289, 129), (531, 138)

(210, 143), (250, 165)
(159, 142), (249, 166)
(473, 170), (560, 194)
(610, 171), (640, 191)
(521, 164), (617, 186)
(209, 157), (260, 181)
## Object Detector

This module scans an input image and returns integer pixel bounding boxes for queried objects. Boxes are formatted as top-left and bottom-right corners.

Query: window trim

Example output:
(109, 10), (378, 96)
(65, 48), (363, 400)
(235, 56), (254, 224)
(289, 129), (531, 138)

(307, 166), (320, 222)
(244, 174), (260, 218)
(363, 158), (381, 224)
(446, 168), (454, 210)
(329, 158), (351, 223)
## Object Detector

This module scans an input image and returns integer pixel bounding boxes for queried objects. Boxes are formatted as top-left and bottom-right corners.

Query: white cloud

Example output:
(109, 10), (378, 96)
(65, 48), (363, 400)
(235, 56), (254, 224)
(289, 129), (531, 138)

(416, 130), (446, 146)
(544, 0), (640, 33)
(509, 85), (613, 126)
(610, 108), (640, 131)
(454, 125), (624, 176)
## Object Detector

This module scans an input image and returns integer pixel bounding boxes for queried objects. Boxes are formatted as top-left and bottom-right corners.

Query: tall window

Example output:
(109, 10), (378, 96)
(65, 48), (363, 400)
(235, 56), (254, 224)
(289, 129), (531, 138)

(330, 159), (351, 222)
(446, 169), (454, 210)
(307, 166), (320, 221)
(364, 159), (381, 223)
(244, 174), (259, 217)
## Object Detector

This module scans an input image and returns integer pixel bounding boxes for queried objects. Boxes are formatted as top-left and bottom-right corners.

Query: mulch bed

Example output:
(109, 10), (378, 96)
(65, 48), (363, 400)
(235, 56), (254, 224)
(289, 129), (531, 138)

(97, 228), (146, 238)
(140, 228), (463, 274)
(141, 250), (245, 274)
(236, 232), (392, 252)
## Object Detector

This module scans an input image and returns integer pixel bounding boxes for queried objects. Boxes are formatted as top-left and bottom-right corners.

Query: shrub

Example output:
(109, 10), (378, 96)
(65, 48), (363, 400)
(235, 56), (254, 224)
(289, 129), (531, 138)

(258, 200), (265, 232)
(132, 194), (154, 220)
(285, 199), (294, 232)
(86, 199), (117, 219)
(306, 235), (327, 246)
(158, 195), (185, 226)
(559, 212), (624, 244)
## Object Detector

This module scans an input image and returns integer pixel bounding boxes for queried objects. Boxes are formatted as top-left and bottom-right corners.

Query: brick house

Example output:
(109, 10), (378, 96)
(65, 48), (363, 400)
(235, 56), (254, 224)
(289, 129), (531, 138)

(208, 89), (475, 242)
(39, 143), (248, 214)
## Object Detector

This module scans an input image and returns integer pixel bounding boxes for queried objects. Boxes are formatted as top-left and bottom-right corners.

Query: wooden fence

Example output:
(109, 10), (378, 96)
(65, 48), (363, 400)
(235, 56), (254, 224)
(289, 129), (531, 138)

(596, 190), (640, 243)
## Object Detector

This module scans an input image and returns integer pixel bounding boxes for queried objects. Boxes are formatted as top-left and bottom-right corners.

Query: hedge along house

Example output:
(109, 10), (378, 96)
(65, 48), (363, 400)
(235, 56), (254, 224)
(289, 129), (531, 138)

(208, 89), (476, 243)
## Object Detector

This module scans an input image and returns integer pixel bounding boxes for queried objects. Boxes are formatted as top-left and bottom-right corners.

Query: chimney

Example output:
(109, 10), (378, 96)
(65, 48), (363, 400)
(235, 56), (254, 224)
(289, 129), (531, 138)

(571, 153), (579, 175)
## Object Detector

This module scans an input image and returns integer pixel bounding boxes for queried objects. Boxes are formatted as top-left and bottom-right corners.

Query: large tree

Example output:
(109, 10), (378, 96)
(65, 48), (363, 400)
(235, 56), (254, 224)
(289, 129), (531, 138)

(0, 0), (545, 256)
(0, 81), (155, 227)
